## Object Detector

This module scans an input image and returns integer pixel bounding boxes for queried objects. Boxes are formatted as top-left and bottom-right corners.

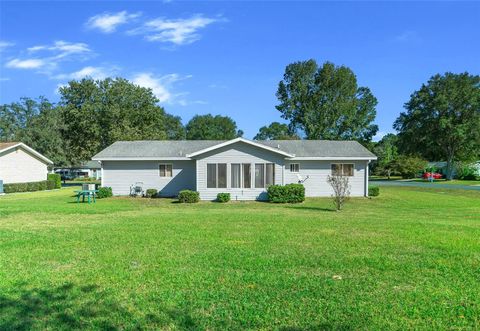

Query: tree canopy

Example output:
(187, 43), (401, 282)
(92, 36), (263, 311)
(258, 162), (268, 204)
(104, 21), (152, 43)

(253, 122), (300, 140)
(372, 133), (399, 179)
(276, 60), (378, 142)
(185, 114), (243, 140)
(0, 97), (67, 165)
(394, 72), (480, 179)
(59, 78), (185, 164)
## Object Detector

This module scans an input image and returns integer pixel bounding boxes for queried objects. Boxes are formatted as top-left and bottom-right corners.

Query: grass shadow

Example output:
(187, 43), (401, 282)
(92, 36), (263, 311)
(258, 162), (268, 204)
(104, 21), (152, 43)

(0, 282), (199, 330)
(286, 206), (336, 212)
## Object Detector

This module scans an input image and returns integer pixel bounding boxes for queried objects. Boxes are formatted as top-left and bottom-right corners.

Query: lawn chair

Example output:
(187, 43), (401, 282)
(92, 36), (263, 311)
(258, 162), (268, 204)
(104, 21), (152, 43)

(130, 182), (144, 197)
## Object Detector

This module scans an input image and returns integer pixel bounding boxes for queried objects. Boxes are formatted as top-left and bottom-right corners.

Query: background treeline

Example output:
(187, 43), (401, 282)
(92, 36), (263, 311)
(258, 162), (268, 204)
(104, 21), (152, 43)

(1, 60), (479, 180)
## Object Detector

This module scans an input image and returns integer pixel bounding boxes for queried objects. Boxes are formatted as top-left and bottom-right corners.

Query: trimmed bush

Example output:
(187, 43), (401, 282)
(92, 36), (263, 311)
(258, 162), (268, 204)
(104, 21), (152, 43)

(369, 185), (380, 197)
(267, 184), (305, 203)
(3, 180), (53, 193)
(178, 190), (200, 203)
(97, 187), (113, 199)
(217, 192), (230, 203)
(47, 173), (62, 189)
(145, 189), (158, 198)
(46, 180), (56, 190)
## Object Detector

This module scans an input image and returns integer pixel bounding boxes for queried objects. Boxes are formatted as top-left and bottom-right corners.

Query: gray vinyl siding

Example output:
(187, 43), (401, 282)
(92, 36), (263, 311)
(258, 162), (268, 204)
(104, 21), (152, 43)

(102, 160), (195, 196)
(195, 142), (285, 201)
(284, 160), (367, 197)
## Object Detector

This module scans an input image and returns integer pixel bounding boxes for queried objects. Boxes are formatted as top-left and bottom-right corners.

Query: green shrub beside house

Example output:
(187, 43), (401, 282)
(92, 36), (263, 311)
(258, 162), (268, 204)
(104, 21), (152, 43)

(4, 180), (56, 193)
(267, 184), (305, 203)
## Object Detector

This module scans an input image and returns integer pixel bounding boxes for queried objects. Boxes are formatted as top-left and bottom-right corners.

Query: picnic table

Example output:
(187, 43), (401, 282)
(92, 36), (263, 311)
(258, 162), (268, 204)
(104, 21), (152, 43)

(75, 190), (98, 204)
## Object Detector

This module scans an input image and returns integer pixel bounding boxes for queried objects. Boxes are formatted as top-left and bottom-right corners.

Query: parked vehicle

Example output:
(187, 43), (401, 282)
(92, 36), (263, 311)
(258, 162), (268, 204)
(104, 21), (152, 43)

(422, 172), (443, 180)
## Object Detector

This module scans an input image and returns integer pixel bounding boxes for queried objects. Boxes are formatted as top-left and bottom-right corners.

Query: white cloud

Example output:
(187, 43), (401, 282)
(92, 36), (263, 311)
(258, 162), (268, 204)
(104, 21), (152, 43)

(129, 15), (220, 45)
(27, 40), (92, 59)
(131, 72), (192, 104)
(86, 11), (141, 33)
(0, 41), (15, 51)
(54, 66), (118, 80)
(5, 40), (93, 72)
(373, 130), (394, 142)
(6, 58), (45, 69)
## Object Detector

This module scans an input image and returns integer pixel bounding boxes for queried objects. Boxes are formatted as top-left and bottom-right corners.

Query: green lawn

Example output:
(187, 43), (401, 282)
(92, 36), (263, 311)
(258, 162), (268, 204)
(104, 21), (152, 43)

(1, 187), (479, 330)
(411, 179), (480, 186)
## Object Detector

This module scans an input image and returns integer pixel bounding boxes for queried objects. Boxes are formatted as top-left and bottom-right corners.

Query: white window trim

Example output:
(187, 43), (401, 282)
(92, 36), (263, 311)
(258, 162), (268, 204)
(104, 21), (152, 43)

(290, 163), (300, 173)
(330, 163), (355, 177)
(159, 163), (173, 178)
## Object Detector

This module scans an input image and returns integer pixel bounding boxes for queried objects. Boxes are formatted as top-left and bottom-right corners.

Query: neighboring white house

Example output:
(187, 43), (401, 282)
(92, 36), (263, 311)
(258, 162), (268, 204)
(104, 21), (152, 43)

(0, 142), (53, 184)
(92, 138), (377, 200)
(54, 161), (102, 180)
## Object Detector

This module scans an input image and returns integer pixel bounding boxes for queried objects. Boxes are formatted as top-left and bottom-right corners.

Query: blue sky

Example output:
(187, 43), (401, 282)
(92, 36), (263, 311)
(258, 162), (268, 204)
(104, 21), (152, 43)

(1, 1), (479, 140)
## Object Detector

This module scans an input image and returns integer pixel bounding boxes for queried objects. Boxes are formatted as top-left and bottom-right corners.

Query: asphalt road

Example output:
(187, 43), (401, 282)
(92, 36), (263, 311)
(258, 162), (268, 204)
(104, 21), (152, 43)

(372, 180), (480, 191)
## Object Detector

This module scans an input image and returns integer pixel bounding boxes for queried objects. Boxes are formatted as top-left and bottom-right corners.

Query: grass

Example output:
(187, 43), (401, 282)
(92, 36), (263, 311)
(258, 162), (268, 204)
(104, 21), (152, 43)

(411, 179), (480, 186)
(0, 187), (479, 330)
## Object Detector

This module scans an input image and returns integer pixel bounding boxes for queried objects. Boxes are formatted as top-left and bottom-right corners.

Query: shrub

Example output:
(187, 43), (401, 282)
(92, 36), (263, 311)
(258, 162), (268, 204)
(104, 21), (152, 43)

(267, 184), (305, 203)
(394, 155), (428, 179)
(369, 185), (380, 197)
(178, 190), (200, 203)
(3, 180), (51, 193)
(455, 162), (479, 180)
(46, 180), (56, 190)
(47, 173), (62, 189)
(327, 175), (351, 211)
(217, 192), (230, 203)
(145, 189), (158, 198)
(97, 187), (113, 199)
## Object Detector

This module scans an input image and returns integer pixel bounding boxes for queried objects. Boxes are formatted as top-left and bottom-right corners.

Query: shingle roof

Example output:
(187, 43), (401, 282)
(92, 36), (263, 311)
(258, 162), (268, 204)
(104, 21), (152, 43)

(93, 139), (376, 159)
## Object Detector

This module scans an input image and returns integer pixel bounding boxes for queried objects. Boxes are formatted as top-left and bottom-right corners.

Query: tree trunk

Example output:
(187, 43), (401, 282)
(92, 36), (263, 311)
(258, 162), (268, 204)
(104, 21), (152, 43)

(446, 153), (454, 180)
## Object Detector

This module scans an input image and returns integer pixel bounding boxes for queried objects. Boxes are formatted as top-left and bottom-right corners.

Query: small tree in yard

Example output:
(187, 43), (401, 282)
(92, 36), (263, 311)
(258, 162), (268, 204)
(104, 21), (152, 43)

(327, 175), (350, 211)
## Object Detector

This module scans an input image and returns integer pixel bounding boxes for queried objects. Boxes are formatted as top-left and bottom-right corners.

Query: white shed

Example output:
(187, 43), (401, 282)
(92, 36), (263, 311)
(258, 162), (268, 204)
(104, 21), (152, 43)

(0, 142), (53, 184)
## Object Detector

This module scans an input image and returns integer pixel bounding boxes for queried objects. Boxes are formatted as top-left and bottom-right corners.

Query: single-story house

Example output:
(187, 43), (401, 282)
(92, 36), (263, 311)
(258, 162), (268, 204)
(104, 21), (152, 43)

(92, 138), (377, 200)
(0, 142), (53, 184)
(54, 161), (102, 180)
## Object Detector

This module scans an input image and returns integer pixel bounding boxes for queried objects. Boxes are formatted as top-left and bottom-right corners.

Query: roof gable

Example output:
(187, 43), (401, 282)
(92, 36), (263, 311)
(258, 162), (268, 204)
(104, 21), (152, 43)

(185, 138), (295, 158)
(0, 142), (53, 164)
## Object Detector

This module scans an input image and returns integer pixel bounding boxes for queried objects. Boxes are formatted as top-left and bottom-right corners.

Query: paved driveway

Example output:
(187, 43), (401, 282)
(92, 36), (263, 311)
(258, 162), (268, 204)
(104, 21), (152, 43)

(372, 180), (480, 191)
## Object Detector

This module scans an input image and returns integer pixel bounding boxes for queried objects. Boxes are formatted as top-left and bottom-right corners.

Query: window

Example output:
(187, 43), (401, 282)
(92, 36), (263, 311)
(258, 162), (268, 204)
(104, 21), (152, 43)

(207, 163), (227, 188)
(255, 164), (265, 188)
(231, 164), (241, 188)
(266, 163), (275, 186)
(218, 163), (227, 188)
(331, 163), (354, 176)
(207, 164), (217, 188)
(159, 164), (173, 177)
(243, 163), (251, 188)
(290, 163), (300, 172)
(255, 163), (275, 188)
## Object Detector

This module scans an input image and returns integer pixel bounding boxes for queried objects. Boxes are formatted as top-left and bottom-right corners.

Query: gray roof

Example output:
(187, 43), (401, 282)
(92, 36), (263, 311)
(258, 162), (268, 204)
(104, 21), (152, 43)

(93, 139), (376, 159)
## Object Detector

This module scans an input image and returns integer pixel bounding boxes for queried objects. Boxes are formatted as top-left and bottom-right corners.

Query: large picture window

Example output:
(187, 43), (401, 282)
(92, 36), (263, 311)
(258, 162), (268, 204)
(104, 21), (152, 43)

(159, 164), (173, 177)
(207, 163), (227, 188)
(331, 163), (354, 176)
(266, 163), (275, 186)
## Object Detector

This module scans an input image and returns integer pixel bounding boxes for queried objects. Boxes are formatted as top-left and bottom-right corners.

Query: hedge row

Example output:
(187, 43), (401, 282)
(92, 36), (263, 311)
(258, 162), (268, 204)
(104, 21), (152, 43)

(47, 173), (62, 189)
(4, 180), (56, 193)
(267, 184), (305, 203)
